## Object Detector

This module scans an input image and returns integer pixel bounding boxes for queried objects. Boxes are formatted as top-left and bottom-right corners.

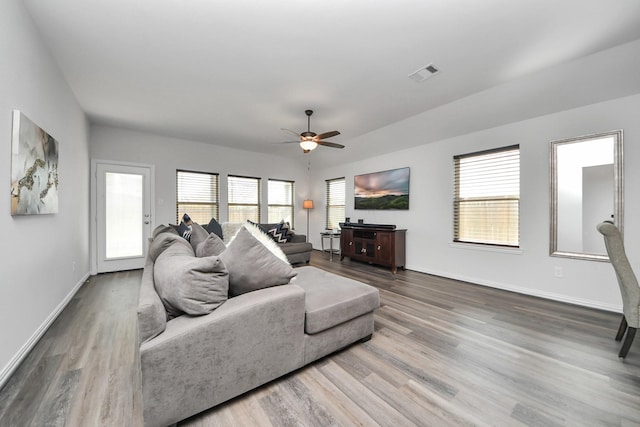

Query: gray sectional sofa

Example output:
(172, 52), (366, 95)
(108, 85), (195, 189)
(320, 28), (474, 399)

(138, 224), (379, 426)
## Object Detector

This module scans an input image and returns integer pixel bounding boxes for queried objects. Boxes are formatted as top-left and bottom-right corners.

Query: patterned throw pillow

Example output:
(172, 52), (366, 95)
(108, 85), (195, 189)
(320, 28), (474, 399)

(177, 221), (192, 241)
(267, 220), (293, 243)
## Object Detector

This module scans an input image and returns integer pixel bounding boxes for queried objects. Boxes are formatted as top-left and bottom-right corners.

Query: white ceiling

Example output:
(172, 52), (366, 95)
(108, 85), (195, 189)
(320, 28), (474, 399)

(24, 0), (640, 165)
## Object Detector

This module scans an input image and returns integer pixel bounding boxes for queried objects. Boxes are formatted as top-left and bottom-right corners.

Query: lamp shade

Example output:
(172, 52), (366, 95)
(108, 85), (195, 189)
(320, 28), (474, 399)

(303, 199), (314, 209)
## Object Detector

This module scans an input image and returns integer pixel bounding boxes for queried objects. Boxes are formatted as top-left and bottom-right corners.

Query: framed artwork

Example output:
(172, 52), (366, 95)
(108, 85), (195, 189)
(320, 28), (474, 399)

(10, 110), (59, 215)
(354, 167), (410, 210)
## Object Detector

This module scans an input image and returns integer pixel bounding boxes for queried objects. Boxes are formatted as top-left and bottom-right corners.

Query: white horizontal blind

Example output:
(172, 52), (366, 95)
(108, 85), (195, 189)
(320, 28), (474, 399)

(176, 170), (219, 224)
(453, 145), (520, 247)
(268, 179), (294, 226)
(326, 177), (345, 230)
(228, 175), (261, 223)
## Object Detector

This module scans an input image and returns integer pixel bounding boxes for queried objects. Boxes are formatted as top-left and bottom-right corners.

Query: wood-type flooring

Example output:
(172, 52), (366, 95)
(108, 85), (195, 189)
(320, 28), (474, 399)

(1, 251), (639, 426)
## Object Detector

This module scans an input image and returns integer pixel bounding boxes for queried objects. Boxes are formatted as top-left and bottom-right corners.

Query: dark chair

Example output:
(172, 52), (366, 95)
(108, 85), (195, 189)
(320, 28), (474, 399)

(597, 221), (640, 358)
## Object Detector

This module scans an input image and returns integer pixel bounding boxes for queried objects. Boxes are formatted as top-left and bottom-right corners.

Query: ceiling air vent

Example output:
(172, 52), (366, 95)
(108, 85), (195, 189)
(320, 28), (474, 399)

(408, 64), (440, 83)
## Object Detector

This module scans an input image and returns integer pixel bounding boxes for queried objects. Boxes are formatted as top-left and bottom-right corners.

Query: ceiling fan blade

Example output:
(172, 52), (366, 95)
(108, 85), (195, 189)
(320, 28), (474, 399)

(279, 140), (301, 144)
(280, 128), (301, 138)
(315, 130), (340, 140)
(317, 140), (345, 149)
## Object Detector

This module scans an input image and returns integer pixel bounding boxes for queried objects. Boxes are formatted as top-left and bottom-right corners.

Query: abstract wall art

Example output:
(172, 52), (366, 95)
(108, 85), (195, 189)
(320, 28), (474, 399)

(10, 110), (59, 215)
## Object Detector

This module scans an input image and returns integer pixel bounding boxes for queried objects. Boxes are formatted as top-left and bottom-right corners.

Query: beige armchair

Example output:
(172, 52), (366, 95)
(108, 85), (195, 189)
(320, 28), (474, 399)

(597, 221), (639, 358)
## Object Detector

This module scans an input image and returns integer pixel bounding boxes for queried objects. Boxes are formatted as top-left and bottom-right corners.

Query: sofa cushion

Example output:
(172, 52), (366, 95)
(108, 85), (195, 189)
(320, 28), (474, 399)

(289, 233), (307, 244)
(149, 232), (192, 262)
(247, 220), (267, 233)
(177, 221), (192, 241)
(182, 213), (193, 225)
(220, 225), (297, 297)
(205, 217), (224, 239)
(196, 232), (226, 257)
(152, 224), (178, 239)
(243, 222), (290, 263)
(267, 220), (293, 243)
(279, 241), (313, 256)
(154, 241), (229, 317)
(188, 222), (210, 252)
(221, 222), (244, 244)
(292, 266), (380, 334)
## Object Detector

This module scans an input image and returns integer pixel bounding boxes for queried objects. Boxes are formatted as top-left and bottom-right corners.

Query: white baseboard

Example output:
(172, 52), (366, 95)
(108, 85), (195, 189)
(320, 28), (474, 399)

(407, 266), (623, 314)
(0, 272), (90, 390)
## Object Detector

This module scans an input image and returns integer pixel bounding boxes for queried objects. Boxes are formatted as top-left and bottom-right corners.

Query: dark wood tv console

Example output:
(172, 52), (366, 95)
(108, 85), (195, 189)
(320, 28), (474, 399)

(340, 224), (406, 273)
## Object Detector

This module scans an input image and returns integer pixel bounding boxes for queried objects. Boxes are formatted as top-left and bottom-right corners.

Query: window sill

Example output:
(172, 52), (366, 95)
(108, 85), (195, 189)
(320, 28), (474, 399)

(448, 242), (523, 255)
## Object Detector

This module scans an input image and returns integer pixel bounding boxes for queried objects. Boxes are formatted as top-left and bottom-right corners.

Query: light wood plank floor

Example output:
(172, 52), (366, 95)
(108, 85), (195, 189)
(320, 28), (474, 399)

(1, 251), (639, 426)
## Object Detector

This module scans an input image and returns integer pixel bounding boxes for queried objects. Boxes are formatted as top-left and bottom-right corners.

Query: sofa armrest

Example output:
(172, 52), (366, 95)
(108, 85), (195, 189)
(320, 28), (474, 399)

(290, 233), (306, 243)
(137, 257), (166, 345)
(140, 284), (306, 427)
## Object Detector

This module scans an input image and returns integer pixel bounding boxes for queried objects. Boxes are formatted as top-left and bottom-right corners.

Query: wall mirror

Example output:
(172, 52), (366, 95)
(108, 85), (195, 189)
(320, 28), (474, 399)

(550, 130), (623, 260)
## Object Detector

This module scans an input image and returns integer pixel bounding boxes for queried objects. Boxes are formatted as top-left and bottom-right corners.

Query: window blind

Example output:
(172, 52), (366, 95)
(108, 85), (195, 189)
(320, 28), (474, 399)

(268, 179), (294, 226)
(453, 145), (520, 247)
(228, 175), (261, 223)
(176, 170), (219, 224)
(326, 177), (345, 230)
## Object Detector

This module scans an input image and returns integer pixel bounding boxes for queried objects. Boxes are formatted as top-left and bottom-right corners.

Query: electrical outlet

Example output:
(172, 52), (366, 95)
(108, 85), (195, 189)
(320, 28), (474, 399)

(554, 266), (563, 278)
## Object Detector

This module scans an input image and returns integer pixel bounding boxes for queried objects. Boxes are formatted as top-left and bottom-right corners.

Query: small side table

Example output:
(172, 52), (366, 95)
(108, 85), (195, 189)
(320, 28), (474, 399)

(320, 230), (341, 261)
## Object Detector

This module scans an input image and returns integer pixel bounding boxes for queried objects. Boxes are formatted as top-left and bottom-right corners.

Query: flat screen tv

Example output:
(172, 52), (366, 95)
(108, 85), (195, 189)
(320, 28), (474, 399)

(354, 167), (410, 210)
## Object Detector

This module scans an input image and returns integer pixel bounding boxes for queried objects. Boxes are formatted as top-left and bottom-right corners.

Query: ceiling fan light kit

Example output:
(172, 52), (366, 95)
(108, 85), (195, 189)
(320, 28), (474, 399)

(299, 139), (318, 151)
(284, 109), (345, 153)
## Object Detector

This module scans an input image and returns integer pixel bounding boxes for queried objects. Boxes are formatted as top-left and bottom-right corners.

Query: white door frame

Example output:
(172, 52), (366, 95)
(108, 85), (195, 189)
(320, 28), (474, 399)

(90, 159), (155, 275)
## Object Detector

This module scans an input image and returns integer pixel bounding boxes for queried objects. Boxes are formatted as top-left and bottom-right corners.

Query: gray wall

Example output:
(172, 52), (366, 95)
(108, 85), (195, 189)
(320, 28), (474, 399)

(0, 0), (89, 385)
(89, 125), (311, 268)
(311, 93), (640, 311)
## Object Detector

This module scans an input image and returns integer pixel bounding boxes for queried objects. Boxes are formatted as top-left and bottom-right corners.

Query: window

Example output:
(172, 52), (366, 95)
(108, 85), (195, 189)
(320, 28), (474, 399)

(176, 170), (219, 224)
(326, 177), (345, 230)
(268, 179), (294, 226)
(228, 175), (261, 223)
(453, 145), (520, 247)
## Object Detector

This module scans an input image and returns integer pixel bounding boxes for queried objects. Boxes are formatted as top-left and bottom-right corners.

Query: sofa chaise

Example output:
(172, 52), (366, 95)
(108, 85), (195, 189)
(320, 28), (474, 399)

(138, 224), (379, 426)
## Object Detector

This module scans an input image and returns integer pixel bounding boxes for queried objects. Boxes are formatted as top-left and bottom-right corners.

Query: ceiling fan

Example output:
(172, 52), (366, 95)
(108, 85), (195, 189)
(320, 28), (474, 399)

(281, 110), (344, 153)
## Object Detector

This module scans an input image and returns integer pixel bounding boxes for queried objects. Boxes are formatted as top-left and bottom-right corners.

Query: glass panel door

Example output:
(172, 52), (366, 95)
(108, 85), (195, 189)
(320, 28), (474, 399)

(96, 162), (152, 273)
(105, 172), (144, 259)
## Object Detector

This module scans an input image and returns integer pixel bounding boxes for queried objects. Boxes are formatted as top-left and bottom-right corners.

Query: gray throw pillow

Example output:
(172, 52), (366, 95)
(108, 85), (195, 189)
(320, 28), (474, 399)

(220, 226), (297, 297)
(149, 232), (193, 262)
(154, 241), (229, 317)
(152, 224), (178, 239)
(196, 233), (226, 257)
(242, 221), (290, 263)
(188, 222), (210, 252)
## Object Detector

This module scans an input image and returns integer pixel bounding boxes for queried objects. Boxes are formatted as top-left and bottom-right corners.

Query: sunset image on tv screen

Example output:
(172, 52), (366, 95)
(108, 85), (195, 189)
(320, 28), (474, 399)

(354, 167), (409, 210)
